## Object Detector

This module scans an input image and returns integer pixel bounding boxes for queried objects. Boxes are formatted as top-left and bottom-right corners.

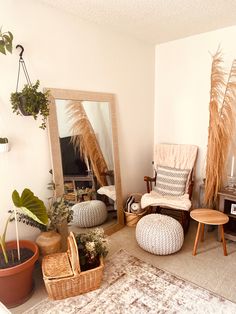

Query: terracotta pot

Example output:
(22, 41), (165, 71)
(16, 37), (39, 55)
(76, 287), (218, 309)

(0, 240), (39, 308)
(36, 231), (61, 257)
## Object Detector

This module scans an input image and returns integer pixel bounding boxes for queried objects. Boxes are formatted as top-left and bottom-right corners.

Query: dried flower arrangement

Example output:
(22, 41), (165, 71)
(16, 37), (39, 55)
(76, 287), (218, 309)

(75, 228), (108, 271)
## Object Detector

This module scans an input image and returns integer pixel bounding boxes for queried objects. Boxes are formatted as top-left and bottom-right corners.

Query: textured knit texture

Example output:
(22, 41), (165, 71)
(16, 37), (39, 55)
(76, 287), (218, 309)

(154, 165), (189, 196)
(72, 200), (107, 227)
(136, 214), (184, 255)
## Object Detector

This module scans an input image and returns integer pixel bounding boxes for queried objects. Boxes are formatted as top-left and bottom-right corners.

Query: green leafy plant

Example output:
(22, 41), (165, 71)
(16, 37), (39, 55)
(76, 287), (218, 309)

(0, 138), (8, 144)
(0, 27), (13, 55)
(75, 228), (108, 271)
(47, 197), (73, 230)
(10, 80), (50, 130)
(0, 188), (48, 265)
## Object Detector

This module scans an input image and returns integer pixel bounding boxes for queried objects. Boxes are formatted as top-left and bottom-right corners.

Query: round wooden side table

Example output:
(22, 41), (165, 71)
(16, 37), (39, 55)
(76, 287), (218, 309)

(190, 208), (229, 256)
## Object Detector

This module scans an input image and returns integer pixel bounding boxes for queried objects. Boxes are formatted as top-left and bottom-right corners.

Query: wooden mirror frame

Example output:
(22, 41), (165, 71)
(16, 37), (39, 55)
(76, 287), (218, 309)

(46, 88), (124, 235)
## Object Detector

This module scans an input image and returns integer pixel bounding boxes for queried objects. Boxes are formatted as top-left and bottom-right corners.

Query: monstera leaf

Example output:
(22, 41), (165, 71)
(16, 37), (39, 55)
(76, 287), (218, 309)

(12, 188), (48, 225)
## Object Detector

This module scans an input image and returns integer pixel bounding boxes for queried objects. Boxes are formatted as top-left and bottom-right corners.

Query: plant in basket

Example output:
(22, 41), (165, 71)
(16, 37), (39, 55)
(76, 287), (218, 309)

(75, 228), (108, 271)
(0, 188), (48, 308)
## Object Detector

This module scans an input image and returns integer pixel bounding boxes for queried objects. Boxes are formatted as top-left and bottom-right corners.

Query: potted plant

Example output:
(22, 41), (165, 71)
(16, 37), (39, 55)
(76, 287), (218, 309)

(0, 188), (48, 308)
(0, 137), (9, 153)
(0, 28), (13, 55)
(36, 196), (73, 255)
(10, 80), (50, 130)
(47, 196), (73, 251)
(75, 228), (108, 271)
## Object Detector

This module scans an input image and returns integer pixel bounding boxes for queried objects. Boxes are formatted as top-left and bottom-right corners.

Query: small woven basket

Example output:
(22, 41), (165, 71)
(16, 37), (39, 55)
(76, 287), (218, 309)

(42, 232), (104, 300)
(124, 193), (146, 227)
(124, 210), (146, 227)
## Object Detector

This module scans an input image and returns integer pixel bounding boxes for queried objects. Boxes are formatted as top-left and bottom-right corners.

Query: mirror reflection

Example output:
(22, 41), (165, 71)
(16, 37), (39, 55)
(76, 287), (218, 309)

(47, 90), (124, 234)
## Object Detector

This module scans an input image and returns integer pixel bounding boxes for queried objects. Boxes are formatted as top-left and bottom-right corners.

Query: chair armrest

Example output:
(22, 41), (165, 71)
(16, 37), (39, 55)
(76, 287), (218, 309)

(144, 176), (156, 182)
(144, 176), (156, 193)
(188, 180), (194, 199)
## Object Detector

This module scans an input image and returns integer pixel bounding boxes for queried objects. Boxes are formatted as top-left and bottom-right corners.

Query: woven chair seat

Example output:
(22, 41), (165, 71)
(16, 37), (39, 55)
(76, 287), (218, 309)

(136, 214), (184, 255)
(72, 200), (107, 227)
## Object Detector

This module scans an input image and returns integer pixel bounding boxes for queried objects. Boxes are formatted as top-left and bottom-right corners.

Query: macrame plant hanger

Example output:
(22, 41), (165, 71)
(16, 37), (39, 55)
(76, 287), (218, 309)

(15, 44), (32, 92)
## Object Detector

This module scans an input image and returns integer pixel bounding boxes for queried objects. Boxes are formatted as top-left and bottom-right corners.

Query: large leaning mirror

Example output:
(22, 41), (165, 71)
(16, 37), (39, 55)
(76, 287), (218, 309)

(46, 88), (124, 235)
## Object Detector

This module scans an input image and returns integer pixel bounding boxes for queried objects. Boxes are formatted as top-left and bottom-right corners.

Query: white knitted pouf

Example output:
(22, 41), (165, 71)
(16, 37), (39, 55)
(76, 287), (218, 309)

(136, 214), (184, 255)
(71, 200), (107, 227)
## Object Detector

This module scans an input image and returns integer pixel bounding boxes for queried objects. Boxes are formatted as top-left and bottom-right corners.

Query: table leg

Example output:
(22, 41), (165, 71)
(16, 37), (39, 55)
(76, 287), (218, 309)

(193, 222), (202, 256)
(220, 225), (228, 256)
(201, 223), (205, 242)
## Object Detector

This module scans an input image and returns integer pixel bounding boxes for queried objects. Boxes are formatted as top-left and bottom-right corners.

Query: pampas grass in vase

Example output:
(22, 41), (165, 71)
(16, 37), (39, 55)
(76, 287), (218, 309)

(204, 49), (236, 207)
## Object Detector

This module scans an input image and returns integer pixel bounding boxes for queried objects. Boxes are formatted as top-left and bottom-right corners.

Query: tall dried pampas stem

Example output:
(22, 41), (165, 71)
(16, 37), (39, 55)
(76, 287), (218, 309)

(204, 49), (236, 207)
(67, 101), (108, 187)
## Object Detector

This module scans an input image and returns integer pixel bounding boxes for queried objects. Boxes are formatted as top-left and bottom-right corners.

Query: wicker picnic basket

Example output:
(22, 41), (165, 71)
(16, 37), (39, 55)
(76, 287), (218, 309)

(42, 232), (104, 300)
(124, 193), (147, 227)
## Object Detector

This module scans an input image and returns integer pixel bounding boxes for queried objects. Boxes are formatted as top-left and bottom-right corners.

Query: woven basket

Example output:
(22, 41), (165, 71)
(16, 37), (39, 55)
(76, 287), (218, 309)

(124, 193), (146, 227)
(42, 232), (104, 300)
(124, 210), (146, 227)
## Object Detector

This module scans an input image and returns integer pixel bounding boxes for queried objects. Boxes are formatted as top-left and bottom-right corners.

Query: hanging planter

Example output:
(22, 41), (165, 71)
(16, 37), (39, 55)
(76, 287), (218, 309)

(10, 45), (50, 130)
(18, 94), (39, 116)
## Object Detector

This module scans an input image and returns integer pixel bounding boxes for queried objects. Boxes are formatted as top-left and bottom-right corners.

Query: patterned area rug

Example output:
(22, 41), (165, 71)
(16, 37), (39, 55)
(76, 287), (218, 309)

(25, 249), (236, 314)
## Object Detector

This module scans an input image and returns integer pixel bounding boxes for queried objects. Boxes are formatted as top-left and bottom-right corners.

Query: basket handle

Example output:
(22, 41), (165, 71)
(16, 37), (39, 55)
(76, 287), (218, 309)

(67, 232), (81, 274)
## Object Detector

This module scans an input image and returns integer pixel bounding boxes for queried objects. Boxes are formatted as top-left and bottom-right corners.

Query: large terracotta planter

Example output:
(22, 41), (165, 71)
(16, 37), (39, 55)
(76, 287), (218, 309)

(0, 240), (39, 308)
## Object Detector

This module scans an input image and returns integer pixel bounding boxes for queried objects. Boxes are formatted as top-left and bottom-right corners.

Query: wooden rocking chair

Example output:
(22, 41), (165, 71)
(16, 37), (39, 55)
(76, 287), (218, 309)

(141, 143), (198, 233)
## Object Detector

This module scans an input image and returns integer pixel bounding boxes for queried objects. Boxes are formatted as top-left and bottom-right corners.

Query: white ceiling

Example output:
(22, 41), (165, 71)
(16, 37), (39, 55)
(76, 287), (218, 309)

(40, 0), (236, 44)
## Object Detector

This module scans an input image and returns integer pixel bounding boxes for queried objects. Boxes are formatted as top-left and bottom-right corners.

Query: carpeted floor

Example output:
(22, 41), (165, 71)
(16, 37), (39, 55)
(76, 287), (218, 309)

(24, 249), (236, 313)
(11, 221), (236, 313)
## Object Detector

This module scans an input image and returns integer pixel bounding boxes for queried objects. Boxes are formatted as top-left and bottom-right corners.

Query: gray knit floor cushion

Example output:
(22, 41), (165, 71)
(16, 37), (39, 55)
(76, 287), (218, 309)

(136, 214), (184, 255)
(72, 200), (107, 227)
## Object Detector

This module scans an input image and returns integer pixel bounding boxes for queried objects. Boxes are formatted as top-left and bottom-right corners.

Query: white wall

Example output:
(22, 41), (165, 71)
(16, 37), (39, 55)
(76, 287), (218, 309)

(155, 25), (236, 204)
(0, 0), (154, 240)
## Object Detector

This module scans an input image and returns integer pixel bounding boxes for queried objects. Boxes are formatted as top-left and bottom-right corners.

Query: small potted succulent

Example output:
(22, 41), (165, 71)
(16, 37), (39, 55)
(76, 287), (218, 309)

(0, 137), (9, 153)
(10, 80), (50, 130)
(0, 28), (13, 55)
(75, 228), (108, 271)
